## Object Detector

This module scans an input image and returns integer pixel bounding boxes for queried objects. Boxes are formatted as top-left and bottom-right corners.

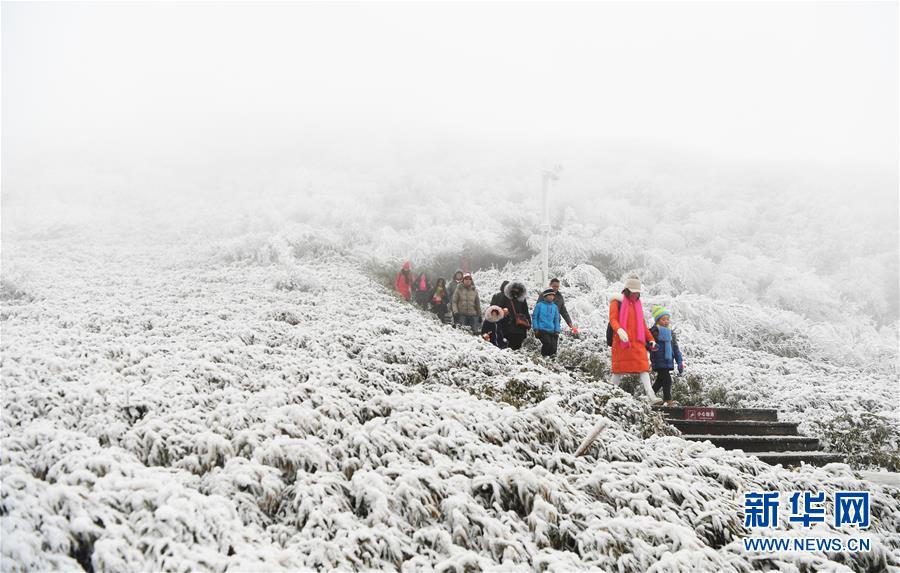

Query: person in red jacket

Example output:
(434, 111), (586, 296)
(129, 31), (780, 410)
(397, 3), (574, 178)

(395, 261), (413, 301)
(609, 275), (657, 400)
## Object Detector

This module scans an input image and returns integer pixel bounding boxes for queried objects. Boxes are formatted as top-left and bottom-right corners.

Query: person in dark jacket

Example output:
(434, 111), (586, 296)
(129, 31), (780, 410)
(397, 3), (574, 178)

(412, 272), (430, 308)
(503, 281), (531, 350)
(490, 280), (509, 307)
(535, 278), (578, 334)
(648, 305), (684, 407)
(481, 305), (507, 348)
(448, 269), (464, 323)
(430, 278), (450, 322)
(532, 288), (562, 357)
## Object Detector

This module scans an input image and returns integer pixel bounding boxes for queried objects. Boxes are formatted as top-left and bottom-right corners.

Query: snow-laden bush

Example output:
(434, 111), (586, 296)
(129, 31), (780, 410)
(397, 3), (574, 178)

(565, 264), (608, 293)
(812, 411), (900, 472)
(215, 223), (344, 265)
(670, 371), (743, 409)
(273, 266), (322, 293)
(0, 278), (33, 304)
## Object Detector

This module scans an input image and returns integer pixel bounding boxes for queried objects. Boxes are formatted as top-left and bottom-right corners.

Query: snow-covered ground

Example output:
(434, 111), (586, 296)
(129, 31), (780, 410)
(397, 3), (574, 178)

(2, 217), (898, 571)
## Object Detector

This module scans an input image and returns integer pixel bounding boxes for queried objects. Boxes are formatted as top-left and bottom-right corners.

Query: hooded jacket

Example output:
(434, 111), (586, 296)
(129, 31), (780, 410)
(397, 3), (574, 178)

(503, 281), (531, 334)
(490, 281), (510, 308)
(481, 305), (507, 348)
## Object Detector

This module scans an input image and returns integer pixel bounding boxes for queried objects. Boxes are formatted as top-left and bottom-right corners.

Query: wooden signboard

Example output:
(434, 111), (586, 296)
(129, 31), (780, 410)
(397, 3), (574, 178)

(684, 407), (717, 421)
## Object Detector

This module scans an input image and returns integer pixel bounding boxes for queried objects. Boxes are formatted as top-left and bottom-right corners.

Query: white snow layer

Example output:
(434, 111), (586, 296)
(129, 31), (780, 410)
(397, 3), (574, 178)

(1, 227), (898, 572)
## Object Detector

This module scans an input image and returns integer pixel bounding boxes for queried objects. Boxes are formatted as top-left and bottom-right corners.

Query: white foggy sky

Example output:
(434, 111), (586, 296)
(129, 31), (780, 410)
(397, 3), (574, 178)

(2, 1), (898, 178)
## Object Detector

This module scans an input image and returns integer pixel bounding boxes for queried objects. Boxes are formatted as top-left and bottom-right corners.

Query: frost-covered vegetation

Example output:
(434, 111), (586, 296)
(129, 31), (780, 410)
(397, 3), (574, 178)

(2, 153), (898, 571)
(195, 157), (899, 469)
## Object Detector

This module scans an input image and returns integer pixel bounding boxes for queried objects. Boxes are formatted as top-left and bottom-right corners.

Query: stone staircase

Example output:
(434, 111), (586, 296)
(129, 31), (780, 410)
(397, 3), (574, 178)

(654, 406), (845, 467)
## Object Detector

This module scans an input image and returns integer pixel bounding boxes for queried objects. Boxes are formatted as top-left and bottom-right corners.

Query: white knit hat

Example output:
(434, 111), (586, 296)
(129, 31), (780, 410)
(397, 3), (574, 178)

(624, 275), (642, 293)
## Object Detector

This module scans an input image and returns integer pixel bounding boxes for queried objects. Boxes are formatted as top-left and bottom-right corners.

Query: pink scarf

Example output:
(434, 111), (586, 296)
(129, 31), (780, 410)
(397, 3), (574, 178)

(618, 295), (646, 348)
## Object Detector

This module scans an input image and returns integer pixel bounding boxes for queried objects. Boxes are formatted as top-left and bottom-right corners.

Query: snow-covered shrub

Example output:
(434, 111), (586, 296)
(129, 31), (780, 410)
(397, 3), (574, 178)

(500, 225), (539, 262)
(477, 377), (550, 408)
(215, 232), (275, 264)
(273, 269), (322, 293)
(200, 458), (286, 526)
(215, 223), (344, 265)
(671, 372), (742, 409)
(270, 310), (301, 325)
(812, 411), (900, 472)
(564, 264), (607, 292)
(555, 345), (610, 383)
(120, 416), (233, 474)
(0, 278), (33, 303)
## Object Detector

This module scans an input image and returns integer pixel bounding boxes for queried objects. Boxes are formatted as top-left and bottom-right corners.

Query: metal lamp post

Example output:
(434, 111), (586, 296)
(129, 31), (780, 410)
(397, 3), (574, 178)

(540, 166), (562, 288)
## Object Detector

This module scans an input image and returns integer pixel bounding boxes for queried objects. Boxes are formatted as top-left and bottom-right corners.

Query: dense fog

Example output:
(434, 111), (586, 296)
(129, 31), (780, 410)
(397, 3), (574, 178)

(4, 2), (897, 217)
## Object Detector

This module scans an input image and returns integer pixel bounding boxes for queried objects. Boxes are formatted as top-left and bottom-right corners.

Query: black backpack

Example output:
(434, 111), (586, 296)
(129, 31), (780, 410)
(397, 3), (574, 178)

(605, 300), (620, 347)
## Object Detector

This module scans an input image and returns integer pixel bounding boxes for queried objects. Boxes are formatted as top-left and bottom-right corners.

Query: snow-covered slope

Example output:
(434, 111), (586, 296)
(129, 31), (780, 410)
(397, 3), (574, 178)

(470, 262), (900, 472)
(2, 229), (898, 572)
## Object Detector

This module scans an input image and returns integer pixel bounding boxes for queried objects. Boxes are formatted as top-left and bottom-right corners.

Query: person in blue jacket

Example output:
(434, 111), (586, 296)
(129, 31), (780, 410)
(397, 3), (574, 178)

(532, 288), (561, 357)
(649, 305), (685, 406)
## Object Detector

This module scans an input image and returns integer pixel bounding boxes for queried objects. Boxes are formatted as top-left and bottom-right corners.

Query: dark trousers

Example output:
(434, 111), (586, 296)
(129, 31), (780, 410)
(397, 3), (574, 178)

(537, 331), (559, 356)
(652, 369), (673, 401)
(457, 314), (480, 334)
(507, 332), (527, 350)
(432, 303), (449, 322)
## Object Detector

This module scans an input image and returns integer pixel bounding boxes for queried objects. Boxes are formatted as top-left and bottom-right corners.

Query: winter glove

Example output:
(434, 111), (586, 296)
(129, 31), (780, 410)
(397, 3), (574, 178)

(677, 362), (684, 375)
(647, 341), (658, 352)
(616, 328), (628, 343)
(570, 325), (579, 335)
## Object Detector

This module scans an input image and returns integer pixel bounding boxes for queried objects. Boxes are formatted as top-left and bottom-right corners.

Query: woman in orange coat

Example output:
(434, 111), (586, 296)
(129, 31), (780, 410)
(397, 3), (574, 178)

(609, 275), (657, 400)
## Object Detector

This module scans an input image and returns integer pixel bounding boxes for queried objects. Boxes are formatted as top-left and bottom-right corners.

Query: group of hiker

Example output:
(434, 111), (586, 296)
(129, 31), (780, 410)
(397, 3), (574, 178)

(395, 264), (684, 406)
(395, 263), (575, 353)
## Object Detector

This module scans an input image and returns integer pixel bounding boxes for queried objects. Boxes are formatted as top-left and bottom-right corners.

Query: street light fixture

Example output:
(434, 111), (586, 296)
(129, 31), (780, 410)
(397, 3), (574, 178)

(540, 165), (562, 288)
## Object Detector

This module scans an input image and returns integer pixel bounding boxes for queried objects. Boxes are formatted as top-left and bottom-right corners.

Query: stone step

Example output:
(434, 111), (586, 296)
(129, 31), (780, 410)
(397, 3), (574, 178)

(670, 420), (799, 436)
(683, 434), (820, 452)
(754, 451), (846, 467)
(654, 406), (779, 422)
